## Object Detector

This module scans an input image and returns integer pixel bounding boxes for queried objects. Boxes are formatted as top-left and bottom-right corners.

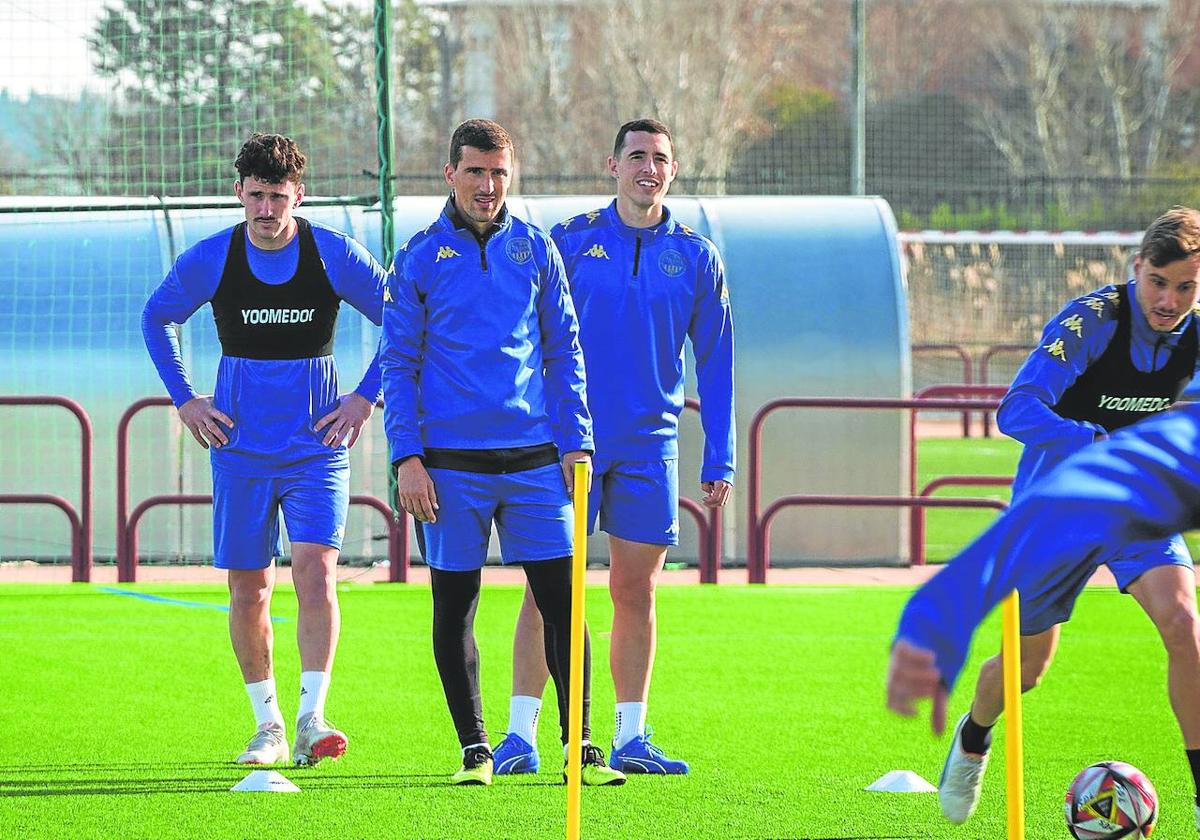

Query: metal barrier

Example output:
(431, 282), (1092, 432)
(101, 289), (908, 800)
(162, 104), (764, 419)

(910, 386), (1008, 565)
(681, 398), (722, 583)
(980, 343), (1030, 437)
(116, 396), (409, 583)
(747, 396), (1004, 582)
(0, 396), (93, 581)
(911, 475), (1014, 567)
(124, 493), (403, 582)
(755, 495), (1008, 584)
(912, 344), (973, 436)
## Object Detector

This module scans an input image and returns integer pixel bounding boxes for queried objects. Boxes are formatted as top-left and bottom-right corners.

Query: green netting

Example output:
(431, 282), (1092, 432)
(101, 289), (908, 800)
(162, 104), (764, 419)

(5, 0), (1200, 564)
(4, 1), (1199, 214)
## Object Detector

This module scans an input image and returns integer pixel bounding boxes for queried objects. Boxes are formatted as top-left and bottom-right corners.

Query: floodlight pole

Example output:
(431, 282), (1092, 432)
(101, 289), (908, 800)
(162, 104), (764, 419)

(850, 0), (866, 196)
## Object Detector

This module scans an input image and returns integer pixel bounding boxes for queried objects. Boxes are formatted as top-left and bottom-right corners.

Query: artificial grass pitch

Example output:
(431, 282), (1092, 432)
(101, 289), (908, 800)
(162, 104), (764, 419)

(0, 583), (1192, 839)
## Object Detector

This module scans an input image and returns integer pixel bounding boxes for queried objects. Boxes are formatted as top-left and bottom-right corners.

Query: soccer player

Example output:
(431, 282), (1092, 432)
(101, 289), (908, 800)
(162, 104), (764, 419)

(895, 207), (1200, 829)
(493, 118), (735, 776)
(141, 133), (386, 767)
(379, 118), (625, 787)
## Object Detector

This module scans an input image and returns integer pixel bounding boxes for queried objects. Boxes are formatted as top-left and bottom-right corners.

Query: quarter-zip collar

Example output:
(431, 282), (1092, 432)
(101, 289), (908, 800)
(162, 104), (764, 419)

(602, 198), (676, 242)
(441, 193), (510, 246)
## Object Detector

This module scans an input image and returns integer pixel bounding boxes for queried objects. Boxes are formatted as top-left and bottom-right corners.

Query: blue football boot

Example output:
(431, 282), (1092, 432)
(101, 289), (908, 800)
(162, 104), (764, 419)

(609, 734), (690, 775)
(492, 733), (539, 775)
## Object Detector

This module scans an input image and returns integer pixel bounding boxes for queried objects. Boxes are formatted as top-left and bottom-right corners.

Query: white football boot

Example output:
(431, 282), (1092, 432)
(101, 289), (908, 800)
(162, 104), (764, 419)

(938, 713), (989, 824)
(292, 713), (347, 766)
(235, 722), (289, 765)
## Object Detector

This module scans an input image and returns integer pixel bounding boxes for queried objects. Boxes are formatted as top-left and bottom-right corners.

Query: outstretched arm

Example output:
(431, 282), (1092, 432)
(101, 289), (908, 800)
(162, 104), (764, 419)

(891, 402), (1200, 717)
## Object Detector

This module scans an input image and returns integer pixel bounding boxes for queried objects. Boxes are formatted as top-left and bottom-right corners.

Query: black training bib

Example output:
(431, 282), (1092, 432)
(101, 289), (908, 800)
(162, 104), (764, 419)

(1054, 283), (1197, 432)
(212, 217), (340, 359)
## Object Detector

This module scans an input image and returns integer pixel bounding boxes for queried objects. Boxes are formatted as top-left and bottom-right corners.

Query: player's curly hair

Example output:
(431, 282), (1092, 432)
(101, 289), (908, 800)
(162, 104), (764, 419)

(449, 119), (514, 168)
(234, 133), (307, 184)
(1140, 206), (1200, 266)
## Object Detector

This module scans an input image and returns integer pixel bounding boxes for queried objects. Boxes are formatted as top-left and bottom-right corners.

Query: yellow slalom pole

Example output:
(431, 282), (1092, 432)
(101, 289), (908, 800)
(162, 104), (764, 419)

(565, 459), (589, 840)
(1001, 590), (1024, 840)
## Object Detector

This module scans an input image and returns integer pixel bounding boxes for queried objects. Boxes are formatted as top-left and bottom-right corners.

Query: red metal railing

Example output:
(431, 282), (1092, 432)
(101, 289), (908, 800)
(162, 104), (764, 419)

(116, 397), (408, 582)
(911, 475), (1013, 567)
(756, 495), (1008, 583)
(0, 396), (93, 581)
(747, 396), (1005, 582)
(125, 493), (403, 581)
(909, 386), (1008, 564)
(912, 344), (973, 436)
(979, 343), (1030, 437)
(682, 397), (722, 583)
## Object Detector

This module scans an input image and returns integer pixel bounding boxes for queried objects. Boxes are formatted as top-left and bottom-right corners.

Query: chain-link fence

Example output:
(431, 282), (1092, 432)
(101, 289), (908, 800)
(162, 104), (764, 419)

(4, 0), (1200, 225)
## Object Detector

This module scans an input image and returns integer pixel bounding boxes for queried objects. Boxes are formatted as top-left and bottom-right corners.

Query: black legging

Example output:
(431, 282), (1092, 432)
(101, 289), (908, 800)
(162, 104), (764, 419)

(430, 556), (591, 749)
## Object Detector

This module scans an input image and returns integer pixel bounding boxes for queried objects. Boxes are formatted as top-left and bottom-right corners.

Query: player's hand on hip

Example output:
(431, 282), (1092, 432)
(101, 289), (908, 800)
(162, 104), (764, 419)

(701, 480), (732, 508)
(177, 396), (233, 450)
(561, 451), (592, 494)
(396, 457), (439, 523)
(886, 639), (948, 736)
(315, 393), (374, 448)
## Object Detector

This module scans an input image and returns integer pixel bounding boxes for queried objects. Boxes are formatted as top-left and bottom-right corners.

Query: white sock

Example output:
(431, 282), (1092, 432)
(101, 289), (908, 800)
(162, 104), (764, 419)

(614, 702), (647, 749)
(245, 678), (286, 730)
(507, 695), (542, 744)
(298, 670), (330, 721)
(563, 739), (591, 759)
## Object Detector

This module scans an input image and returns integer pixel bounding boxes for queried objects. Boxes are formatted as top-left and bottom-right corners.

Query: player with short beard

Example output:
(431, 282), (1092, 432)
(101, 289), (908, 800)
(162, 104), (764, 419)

(906, 207), (1200, 829)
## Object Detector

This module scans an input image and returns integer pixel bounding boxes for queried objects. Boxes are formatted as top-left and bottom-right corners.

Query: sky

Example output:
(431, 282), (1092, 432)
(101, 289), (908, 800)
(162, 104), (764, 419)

(0, 0), (377, 99)
(0, 0), (104, 97)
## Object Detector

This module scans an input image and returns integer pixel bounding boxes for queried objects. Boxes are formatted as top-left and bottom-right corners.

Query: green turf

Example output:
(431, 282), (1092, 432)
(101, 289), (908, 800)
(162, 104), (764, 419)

(1, 583), (1193, 839)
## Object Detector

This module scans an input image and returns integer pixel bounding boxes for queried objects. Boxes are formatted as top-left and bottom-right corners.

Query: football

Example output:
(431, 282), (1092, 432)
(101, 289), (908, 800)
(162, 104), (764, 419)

(1064, 761), (1158, 839)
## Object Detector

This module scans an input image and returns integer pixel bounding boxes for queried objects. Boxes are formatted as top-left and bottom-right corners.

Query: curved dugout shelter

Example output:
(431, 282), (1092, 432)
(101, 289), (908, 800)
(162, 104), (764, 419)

(0, 195), (910, 568)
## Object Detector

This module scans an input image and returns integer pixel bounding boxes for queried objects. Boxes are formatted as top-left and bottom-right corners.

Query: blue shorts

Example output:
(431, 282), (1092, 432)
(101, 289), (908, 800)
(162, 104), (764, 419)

(587, 458), (679, 547)
(212, 465), (349, 570)
(1020, 534), (1193, 634)
(422, 463), (572, 571)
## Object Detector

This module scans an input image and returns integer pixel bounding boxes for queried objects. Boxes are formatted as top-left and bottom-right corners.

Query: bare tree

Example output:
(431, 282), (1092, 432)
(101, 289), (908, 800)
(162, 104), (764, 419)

(487, 0), (807, 194)
(966, 0), (1200, 209)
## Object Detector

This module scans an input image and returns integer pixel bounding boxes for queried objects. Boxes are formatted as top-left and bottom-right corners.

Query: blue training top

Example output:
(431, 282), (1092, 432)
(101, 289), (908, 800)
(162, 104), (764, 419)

(380, 200), (592, 463)
(141, 219), (387, 477)
(998, 280), (1200, 498)
(896, 400), (1200, 689)
(550, 201), (735, 483)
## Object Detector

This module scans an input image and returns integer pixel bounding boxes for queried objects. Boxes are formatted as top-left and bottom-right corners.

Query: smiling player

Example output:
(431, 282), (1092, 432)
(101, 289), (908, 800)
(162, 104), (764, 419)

(494, 118), (735, 777)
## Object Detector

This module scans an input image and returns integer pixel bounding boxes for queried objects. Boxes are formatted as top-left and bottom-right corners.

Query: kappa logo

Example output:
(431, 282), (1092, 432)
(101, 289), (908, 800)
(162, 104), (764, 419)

(383, 283), (394, 303)
(584, 243), (610, 259)
(506, 237), (533, 265)
(1081, 297), (1107, 317)
(435, 245), (461, 263)
(585, 210), (601, 224)
(1044, 338), (1067, 362)
(560, 216), (577, 229)
(1060, 313), (1083, 338)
